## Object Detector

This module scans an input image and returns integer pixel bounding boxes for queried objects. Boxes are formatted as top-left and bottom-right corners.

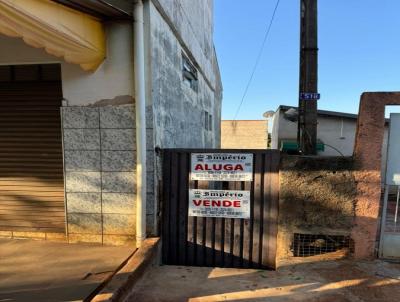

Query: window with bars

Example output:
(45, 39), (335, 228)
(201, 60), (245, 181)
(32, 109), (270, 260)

(182, 53), (198, 92)
(204, 111), (212, 131)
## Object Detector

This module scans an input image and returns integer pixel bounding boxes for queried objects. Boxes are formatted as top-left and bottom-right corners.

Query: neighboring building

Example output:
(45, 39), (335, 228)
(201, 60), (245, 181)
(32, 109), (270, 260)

(0, 0), (222, 246)
(269, 105), (388, 179)
(221, 120), (268, 149)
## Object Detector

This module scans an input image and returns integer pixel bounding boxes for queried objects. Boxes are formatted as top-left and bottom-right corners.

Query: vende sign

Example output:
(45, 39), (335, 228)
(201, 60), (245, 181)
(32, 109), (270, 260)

(191, 153), (253, 181)
(188, 189), (250, 218)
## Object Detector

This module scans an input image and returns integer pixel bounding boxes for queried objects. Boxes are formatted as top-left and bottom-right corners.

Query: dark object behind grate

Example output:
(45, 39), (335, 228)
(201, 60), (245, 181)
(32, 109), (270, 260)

(292, 233), (354, 257)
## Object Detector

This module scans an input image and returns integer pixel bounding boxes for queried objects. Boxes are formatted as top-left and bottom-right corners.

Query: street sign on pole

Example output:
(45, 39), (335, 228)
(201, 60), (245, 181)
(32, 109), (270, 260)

(300, 92), (320, 100)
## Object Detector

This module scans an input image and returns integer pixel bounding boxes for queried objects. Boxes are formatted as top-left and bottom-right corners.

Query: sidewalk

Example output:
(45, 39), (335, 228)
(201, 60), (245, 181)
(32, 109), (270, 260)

(0, 238), (135, 302)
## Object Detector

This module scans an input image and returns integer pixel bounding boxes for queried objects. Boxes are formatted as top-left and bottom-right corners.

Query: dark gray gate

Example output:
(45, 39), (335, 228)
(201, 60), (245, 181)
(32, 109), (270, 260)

(161, 149), (280, 269)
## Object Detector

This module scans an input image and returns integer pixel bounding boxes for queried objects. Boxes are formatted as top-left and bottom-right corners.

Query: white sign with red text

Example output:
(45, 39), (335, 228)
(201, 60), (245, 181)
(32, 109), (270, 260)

(190, 153), (253, 181)
(188, 189), (250, 218)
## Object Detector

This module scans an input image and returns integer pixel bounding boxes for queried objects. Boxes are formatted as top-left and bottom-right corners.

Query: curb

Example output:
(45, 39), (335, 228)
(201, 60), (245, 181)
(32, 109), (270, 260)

(89, 237), (161, 302)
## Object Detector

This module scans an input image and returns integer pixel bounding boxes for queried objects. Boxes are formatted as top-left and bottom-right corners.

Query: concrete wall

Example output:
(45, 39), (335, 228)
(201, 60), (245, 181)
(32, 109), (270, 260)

(352, 92), (400, 259)
(221, 120), (267, 149)
(154, 0), (216, 87)
(62, 106), (136, 245)
(278, 156), (357, 261)
(148, 0), (222, 149)
(145, 0), (222, 235)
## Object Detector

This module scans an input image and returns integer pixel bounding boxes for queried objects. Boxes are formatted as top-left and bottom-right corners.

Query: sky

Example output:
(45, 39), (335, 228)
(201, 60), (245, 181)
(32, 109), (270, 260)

(214, 0), (400, 120)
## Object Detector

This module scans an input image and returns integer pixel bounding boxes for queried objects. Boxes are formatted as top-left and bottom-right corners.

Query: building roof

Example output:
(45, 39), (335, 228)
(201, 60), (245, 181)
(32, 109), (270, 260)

(278, 105), (359, 120)
(53, 0), (133, 20)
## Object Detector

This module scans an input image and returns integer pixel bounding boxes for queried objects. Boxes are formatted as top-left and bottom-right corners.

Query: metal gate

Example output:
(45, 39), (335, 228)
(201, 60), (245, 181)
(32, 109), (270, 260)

(380, 113), (400, 258)
(161, 149), (280, 269)
(0, 64), (65, 235)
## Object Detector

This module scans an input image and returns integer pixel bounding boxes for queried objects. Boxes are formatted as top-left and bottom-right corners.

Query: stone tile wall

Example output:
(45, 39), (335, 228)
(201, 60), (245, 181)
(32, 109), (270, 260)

(62, 105), (137, 245)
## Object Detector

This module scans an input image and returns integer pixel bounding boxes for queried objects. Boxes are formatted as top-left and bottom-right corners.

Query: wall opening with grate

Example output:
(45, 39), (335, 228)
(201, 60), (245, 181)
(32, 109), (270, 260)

(292, 233), (354, 257)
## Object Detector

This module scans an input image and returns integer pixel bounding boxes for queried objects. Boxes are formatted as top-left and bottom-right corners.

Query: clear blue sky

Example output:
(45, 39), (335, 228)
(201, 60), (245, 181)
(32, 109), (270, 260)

(214, 0), (400, 120)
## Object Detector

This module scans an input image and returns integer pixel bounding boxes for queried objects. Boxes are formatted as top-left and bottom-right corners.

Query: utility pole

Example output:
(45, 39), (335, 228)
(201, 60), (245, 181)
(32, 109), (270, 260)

(298, 0), (318, 155)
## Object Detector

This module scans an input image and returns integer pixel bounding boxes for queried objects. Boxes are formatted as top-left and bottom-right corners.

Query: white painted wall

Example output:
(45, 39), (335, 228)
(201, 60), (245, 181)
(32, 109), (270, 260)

(0, 22), (134, 106)
(271, 109), (361, 156)
(270, 107), (389, 180)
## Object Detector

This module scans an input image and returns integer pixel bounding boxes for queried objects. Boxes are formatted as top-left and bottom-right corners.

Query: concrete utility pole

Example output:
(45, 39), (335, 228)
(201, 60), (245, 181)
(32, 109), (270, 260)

(298, 0), (318, 155)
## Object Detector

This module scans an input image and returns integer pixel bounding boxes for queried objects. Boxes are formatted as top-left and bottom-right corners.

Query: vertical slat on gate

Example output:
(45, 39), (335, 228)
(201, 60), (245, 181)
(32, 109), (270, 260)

(233, 181), (243, 267)
(178, 152), (188, 265)
(162, 150), (172, 264)
(197, 181), (208, 266)
(214, 216), (223, 266)
(267, 151), (280, 269)
(215, 178), (224, 266)
(227, 182), (233, 266)
(205, 217), (215, 266)
(187, 154), (195, 266)
(224, 182), (233, 267)
(252, 152), (263, 268)
(169, 152), (179, 264)
(261, 151), (272, 268)
(196, 207), (203, 266)
(242, 178), (252, 268)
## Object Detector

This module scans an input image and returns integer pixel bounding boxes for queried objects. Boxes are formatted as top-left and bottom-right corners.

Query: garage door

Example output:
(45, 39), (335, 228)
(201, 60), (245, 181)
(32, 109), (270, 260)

(0, 64), (65, 236)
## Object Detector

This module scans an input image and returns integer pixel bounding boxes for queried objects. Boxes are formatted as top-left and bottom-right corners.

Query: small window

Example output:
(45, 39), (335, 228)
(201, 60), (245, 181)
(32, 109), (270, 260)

(182, 54), (198, 92)
(204, 111), (212, 132)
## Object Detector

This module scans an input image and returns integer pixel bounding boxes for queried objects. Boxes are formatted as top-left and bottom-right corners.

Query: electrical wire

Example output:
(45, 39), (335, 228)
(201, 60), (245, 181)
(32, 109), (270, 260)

(232, 0), (281, 120)
(322, 143), (345, 157)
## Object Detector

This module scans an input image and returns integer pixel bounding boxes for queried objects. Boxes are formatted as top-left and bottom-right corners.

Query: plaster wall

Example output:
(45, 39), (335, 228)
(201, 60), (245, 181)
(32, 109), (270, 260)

(154, 0), (215, 86)
(278, 156), (356, 261)
(0, 22), (134, 106)
(148, 1), (221, 149)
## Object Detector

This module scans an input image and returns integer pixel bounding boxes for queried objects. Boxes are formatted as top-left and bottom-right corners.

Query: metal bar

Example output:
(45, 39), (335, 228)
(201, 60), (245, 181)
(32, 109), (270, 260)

(378, 185), (390, 258)
(394, 186), (400, 232)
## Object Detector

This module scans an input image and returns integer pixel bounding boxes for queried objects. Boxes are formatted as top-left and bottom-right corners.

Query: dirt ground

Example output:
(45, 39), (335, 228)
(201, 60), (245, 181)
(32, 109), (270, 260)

(125, 259), (400, 302)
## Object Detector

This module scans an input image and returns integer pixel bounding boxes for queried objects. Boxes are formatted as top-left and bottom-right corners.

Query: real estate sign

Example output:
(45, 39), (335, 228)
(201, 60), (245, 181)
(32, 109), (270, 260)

(190, 153), (253, 181)
(188, 189), (250, 218)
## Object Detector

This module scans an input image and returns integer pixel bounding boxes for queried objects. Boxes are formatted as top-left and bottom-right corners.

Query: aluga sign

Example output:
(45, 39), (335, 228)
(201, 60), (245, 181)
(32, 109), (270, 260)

(188, 189), (250, 218)
(191, 153), (253, 181)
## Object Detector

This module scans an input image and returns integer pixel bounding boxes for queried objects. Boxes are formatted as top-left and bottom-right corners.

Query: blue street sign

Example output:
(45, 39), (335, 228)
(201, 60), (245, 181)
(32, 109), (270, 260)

(300, 92), (320, 100)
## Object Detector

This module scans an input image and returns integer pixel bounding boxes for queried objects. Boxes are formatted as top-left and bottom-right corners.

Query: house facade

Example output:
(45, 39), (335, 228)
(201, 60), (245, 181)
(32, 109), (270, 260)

(269, 105), (388, 180)
(0, 0), (222, 247)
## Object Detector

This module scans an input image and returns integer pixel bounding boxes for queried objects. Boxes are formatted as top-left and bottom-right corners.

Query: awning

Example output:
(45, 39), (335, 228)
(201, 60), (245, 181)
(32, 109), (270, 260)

(0, 0), (106, 71)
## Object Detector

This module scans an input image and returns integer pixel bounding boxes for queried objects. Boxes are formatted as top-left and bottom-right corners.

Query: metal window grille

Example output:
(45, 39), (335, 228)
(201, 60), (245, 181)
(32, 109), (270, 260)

(292, 233), (354, 257)
(182, 54), (198, 91)
(384, 185), (400, 233)
(204, 111), (209, 130)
